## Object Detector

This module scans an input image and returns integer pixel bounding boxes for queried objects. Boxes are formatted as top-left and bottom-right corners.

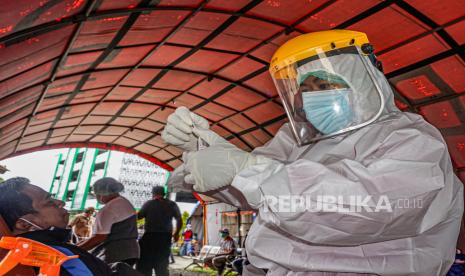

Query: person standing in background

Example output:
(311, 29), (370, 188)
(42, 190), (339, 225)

(0, 177), (140, 275)
(69, 207), (95, 243)
(179, 224), (193, 256)
(137, 186), (183, 276)
(79, 177), (140, 266)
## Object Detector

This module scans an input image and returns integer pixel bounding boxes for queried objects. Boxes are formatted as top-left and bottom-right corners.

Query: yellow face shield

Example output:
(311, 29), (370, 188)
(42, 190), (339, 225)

(270, 45), (385, 146)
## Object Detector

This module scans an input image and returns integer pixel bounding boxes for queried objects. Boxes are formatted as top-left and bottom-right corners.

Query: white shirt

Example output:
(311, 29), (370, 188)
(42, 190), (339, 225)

(94, 196), (136, 235)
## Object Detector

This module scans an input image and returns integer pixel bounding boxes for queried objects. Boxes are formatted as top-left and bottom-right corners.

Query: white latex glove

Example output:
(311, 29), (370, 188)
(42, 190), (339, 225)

(183, 132), (268, 192)
(161, 106), (210, 151)
(166, 163), (192, 193)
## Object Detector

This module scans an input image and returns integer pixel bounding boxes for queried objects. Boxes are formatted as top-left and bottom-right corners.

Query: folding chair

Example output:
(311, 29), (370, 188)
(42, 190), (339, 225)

(223, 248), (243, 276)
(184, 245), (212, 270)
(209, 246), (221, 256)
(0, 215), (36, 275)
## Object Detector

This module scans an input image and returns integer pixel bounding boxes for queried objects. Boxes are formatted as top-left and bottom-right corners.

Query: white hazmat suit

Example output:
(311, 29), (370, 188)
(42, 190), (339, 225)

(164, 50), (463, 276)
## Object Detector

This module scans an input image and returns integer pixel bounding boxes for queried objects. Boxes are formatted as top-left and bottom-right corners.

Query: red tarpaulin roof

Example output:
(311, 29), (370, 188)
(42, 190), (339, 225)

(0, 0), (464, 181)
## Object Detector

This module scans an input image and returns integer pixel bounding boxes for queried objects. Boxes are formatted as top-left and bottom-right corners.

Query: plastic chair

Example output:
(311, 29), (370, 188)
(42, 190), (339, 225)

(0, 216), (36, 275)
(184, 245), (213, 270)
(0, 237), (78, 276)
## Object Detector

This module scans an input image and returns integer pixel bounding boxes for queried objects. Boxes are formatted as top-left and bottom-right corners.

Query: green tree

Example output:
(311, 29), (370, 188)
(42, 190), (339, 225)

(0, 177), (4, 183)
(178, 211), (190, 237)
(181, 211), (190, 232)
(173, 211), (191, 247)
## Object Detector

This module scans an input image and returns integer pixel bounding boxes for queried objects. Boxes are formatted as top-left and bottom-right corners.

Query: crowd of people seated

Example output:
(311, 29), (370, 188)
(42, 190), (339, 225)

(0, 177), (186, 276)
(0, 176), (253, 276)
(0, 177), (135, 275)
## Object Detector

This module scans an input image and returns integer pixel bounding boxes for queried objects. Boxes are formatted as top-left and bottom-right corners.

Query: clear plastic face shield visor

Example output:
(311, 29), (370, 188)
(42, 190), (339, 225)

(271, 46), (385, 146)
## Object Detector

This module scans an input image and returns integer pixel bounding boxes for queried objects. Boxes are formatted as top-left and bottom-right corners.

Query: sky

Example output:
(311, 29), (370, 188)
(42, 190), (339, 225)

(1, 149), (65, 190)
(1, 148), (124, 191)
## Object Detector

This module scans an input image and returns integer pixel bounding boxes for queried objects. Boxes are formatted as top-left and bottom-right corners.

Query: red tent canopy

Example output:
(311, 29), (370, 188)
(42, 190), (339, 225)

(0, 0), (464, 181)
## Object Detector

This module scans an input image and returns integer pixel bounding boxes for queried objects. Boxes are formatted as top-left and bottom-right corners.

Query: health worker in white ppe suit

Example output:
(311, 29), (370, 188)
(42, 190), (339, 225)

(161, 30), (463, 275)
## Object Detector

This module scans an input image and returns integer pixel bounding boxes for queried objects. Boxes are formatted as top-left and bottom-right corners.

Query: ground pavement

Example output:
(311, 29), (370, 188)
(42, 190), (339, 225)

(168, 255), (211, 276)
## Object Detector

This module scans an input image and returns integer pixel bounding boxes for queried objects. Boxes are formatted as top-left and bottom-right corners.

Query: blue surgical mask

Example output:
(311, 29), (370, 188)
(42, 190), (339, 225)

(302, 88), (353, 134)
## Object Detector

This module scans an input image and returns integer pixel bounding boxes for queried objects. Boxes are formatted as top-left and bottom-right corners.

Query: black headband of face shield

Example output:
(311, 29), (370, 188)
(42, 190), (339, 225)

(361, 43), (383, 72)
(296, 45), (384, 73)
(368, 53), (383, 72)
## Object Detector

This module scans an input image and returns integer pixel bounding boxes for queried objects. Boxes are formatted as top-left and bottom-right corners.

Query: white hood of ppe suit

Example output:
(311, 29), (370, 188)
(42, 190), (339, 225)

(295, 53), (398, 125)
(208, 61), (463, 275)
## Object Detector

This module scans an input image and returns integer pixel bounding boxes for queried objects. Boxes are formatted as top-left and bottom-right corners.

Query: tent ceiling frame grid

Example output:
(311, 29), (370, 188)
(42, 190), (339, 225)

(0, 0), (463, 168)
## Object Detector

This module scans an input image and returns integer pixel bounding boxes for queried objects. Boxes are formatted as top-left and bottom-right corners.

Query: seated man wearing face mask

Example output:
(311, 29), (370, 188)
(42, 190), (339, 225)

(0, 177), (114, 275)
(162, 30), (463, 275)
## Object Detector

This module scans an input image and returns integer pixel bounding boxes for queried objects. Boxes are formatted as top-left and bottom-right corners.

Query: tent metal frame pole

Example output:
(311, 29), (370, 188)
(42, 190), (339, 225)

(13, 124), (163, 145)
(0, 5), (313, 46)
(377, 15), (465, 56)
(12, 0), (99, 154)
(2, 0), (464, 165)
(154, 0), (403, 156)
(64, 0), (211, 143)
(237, 209), (242, 247)
(386, 44), (465, 79)
(4, 41), (461, 138)
(44, 0), (155, 146)
(203, 204), (208, 247)
(86, 0), (265, 150)
(395, 1), (465, 63)
(335, 0), (398, 29)
(143, 0), (355, 152)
